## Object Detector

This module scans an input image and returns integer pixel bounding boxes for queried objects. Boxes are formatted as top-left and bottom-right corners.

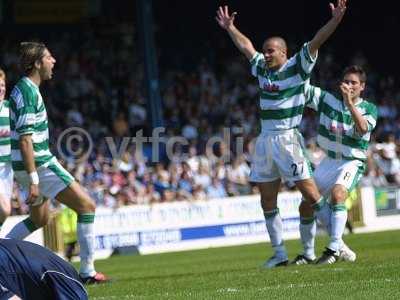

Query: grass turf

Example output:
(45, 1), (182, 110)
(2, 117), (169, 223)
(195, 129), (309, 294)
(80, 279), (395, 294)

(85, 230), (400, 299)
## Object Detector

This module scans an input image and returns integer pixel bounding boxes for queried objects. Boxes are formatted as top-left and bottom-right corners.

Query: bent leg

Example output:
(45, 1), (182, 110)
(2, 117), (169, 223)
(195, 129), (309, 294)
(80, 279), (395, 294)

(6, 201), (49, 240)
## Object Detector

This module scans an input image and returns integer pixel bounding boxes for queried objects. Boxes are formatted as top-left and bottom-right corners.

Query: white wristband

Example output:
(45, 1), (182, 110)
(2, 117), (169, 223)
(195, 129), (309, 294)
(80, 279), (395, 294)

(29, 172), (39, 185)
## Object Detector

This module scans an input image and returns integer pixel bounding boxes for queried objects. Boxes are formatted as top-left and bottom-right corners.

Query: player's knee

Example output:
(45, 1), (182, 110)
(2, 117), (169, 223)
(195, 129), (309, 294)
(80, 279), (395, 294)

(307, 189), (321, 203)
(0, 196), (12, 220)
(76, 197), (96, 214)
(0, 207), (11, 222)
(331, 185), (347, 204)
(260, 197), (277, 212)
(299, 200), (313, 217)
(0, 213), (9, 224)
(301, 193), (320, 207)
(87, 199), (96, 212)
(297, 181), (321, 204)
(31, 214), (50, 228)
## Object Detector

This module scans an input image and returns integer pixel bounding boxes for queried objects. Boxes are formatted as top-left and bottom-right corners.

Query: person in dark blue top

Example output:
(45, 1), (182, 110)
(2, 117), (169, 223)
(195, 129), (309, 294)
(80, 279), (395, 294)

(0, 238), (88, 300)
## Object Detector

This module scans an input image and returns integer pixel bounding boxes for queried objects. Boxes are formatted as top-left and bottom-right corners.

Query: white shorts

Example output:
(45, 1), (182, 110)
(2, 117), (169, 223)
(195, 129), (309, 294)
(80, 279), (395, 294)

(0, 162), (13, 200)
(14, 160), (74, 206)
(314, 156), (365, 197)
(249, 129), (313, 183)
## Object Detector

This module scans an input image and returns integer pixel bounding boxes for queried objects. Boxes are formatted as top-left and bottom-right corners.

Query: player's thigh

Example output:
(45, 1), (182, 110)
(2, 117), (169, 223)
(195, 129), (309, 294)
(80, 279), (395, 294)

(249, 134), (280, 183)
(330, 160), (364, 204)
(335, 160), (365, 192)
(273, 130), (313, 182)
(40, 160), (94, 214)
(55, 181), (95, 214)
(41, 161), (75, 199)
(14, 160), (74, 206)
(313, 157), (339, 196)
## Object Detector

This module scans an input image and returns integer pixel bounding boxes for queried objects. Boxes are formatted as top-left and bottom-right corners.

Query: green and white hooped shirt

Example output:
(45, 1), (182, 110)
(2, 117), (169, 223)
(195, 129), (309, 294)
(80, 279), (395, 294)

(250, 42), (318, 133)
(9, 77), (55, 171)
(305, 85), (378, 161)
(0, 99), (11, 164)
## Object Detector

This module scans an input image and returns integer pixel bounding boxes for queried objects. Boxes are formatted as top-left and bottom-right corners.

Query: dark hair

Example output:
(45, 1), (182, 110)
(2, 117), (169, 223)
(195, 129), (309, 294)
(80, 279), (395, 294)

(342, 65), (367, 83)
(19, 42), (47, 76)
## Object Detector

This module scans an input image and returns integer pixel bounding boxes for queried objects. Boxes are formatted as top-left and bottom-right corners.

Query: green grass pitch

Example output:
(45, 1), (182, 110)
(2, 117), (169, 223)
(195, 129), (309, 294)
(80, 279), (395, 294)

(86, 230), (400, 299)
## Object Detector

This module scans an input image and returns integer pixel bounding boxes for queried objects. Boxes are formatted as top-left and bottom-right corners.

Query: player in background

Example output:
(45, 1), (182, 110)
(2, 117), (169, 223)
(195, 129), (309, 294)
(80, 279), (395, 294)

(216, 0), (347, 268)
(6, 42), (108, 283)
(0, 238), (88, 300)
(292, 65), (377, 265)
(0, 68), (13, 237)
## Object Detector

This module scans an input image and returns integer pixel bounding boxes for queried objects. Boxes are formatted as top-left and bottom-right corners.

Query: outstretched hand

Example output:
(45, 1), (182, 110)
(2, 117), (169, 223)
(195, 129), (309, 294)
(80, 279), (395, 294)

(216, 5), (237, 30)
(330, 0), (347, 22)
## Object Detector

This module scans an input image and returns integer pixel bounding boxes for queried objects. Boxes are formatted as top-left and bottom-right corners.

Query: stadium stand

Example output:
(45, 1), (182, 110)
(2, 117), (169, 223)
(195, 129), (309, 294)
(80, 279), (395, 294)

(1, 7), (399, 214)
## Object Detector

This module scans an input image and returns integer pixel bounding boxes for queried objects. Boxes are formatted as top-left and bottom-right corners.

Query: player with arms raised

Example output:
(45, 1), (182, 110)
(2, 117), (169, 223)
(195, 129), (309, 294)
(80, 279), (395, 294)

(216, 1), (347, 268)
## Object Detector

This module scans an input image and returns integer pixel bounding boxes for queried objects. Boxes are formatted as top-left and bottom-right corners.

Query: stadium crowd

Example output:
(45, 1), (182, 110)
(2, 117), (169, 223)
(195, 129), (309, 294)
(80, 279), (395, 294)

(1, 26), (399, 214)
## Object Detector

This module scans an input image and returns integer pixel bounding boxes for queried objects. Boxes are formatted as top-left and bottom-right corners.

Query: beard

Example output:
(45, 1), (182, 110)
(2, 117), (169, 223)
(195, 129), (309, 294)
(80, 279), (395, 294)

(39, 68), (52, 80)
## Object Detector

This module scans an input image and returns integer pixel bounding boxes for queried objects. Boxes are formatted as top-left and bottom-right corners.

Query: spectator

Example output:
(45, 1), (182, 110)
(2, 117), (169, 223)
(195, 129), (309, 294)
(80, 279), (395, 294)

(1, 25), (398, 212)
(227, 156), (251, 195)
(206, 177), (227, 199)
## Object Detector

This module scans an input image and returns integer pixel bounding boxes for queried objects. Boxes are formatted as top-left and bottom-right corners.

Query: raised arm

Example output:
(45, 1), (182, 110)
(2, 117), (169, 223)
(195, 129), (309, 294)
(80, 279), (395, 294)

(216, 6), (256, 60)
(308, 0), (347, 58)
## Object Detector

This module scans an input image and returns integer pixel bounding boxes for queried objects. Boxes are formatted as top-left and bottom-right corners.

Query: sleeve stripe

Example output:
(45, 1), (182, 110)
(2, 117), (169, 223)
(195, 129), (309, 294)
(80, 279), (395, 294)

(250, 52), (262, 65)
(302, 45), (314, 65)
(295, 54), (309, 80)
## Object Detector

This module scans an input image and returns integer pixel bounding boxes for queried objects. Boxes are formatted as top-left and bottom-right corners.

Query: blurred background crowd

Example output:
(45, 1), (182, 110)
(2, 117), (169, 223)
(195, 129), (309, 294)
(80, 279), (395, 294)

(1, 0), (399, 214)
